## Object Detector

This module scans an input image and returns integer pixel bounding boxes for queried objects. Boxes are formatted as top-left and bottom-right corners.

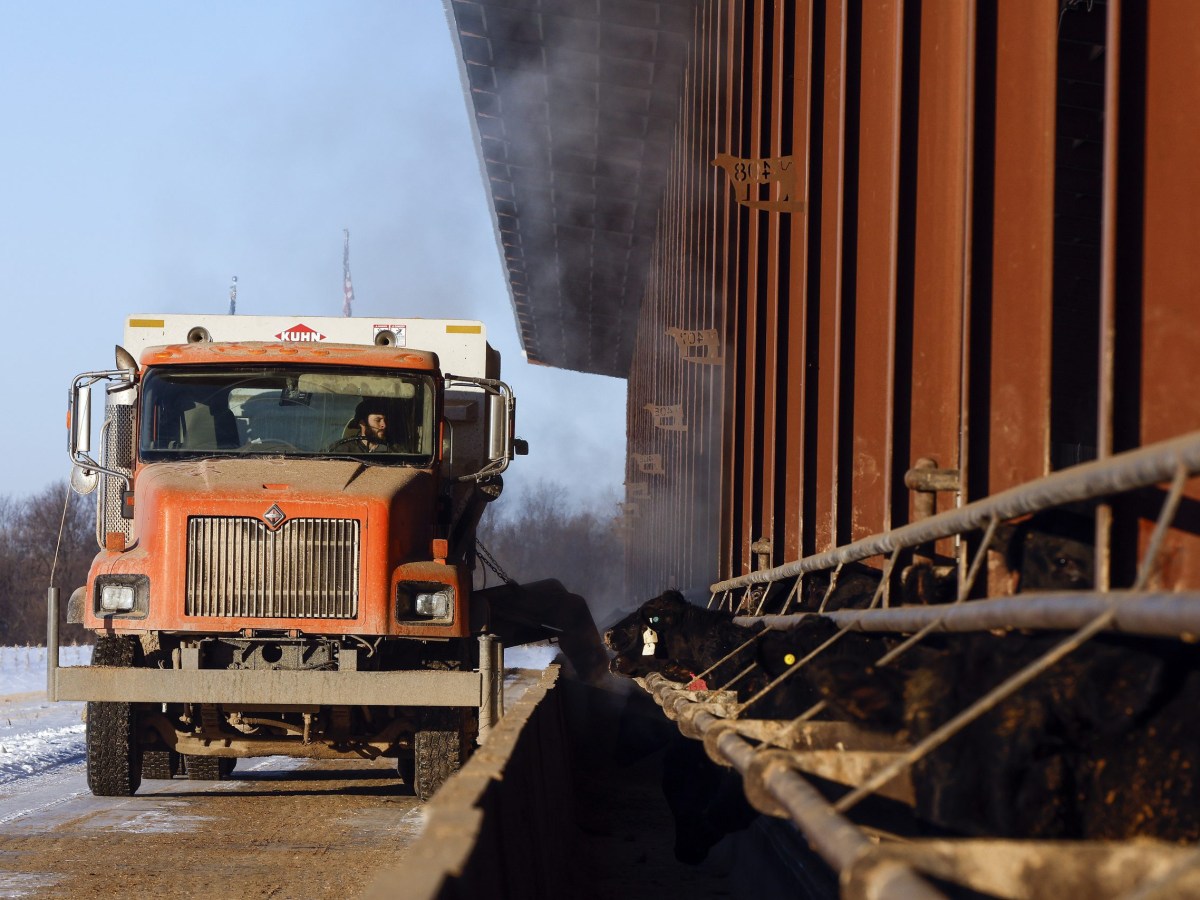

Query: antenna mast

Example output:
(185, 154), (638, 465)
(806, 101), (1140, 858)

(342, 229), (354, 317)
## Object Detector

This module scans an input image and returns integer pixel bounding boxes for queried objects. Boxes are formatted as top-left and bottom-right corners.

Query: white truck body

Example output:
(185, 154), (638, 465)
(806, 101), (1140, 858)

(122, 314), (496, 378)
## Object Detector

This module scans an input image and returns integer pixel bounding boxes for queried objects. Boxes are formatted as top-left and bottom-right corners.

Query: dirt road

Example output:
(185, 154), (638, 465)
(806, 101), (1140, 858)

(1, 756), (424, 899)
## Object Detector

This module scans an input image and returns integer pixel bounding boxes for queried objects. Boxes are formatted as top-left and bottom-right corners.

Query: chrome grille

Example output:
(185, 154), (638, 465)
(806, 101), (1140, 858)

(186, 517), (359, 618)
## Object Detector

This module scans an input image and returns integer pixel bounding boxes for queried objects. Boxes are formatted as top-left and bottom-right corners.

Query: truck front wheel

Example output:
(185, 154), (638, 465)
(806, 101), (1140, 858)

(85, 636), (142, 797)
(412, 709), (474, 802)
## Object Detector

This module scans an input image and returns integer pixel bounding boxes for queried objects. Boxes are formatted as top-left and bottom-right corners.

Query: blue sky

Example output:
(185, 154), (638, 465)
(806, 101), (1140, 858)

(0, 2), (626, 510)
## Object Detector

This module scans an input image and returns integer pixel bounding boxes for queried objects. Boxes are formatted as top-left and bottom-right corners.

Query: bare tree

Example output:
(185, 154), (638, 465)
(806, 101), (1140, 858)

(0, 483), (94, 646)
(476, 481), (625, 625)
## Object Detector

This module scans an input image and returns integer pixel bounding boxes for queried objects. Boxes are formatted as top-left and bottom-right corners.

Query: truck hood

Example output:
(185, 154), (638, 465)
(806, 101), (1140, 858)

(87, 457), (444, 635)
(133, 456), (434, 500)
(127, 457), (438, 568)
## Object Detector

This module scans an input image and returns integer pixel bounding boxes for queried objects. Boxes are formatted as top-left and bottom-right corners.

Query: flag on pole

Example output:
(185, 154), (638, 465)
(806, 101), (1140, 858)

(342, 229), (354, 317)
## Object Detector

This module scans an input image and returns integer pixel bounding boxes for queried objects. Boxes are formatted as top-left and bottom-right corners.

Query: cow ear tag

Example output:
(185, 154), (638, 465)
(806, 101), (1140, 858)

(642, 626), (659, 656)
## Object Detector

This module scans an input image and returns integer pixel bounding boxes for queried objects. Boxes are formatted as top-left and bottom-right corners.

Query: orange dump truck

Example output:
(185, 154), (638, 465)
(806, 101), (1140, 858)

(50, 314), (528, 799)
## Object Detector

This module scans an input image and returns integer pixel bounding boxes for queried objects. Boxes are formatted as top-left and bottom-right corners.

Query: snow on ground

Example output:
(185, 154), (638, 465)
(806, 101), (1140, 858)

(0, 646), (92, 787)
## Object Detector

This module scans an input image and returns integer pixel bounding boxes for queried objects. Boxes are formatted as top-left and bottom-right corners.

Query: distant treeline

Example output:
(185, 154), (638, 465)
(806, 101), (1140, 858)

(476, 481), (625, 626)
(0, 479), (625, 648)
(0, 484), (94, 646)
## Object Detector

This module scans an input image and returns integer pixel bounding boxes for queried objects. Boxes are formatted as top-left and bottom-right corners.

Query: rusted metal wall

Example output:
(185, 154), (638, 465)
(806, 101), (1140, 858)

(625, 0), (1200, 597)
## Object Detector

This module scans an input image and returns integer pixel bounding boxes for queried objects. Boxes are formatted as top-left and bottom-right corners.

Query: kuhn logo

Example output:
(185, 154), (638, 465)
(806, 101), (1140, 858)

(275, 323), (326, 342)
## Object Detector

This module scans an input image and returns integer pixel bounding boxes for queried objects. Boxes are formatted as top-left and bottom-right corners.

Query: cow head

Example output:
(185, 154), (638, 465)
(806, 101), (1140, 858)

(603, 589), (691, 678)
(1000, 509), (1095, 592)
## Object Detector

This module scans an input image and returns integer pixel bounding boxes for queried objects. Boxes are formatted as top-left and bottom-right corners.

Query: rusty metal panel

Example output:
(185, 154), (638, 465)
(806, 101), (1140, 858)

(736, 0), (766, 579)
(624, 0), (731, 597)
(813, 0), (848, 554)
(697, 0), (725, 585)
(781, 1), (814, 563)
(719, 0), (746, 582)
(906, 1), (969, 519)
(1095, 0), (1121, 590)
(1136, 0), (1200, 589)
(755, 0), (787, 575)
(847, 0), (903, 543)
(616, 0), (1200, 600)
(985, 1), (1057, 495)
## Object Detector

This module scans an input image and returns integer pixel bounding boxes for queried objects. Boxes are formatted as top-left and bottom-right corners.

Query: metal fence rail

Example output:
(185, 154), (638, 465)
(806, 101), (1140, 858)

(638, 430), (1200, 897)
(642, 662), (1200, 899)
(742, 591), (1200, 639)
(643, 672), (949, 900)
(711, 430), (1200, 594)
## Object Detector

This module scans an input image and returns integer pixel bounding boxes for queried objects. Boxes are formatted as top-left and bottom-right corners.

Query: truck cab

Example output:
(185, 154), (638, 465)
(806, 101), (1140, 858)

(55, 314), (521, 799)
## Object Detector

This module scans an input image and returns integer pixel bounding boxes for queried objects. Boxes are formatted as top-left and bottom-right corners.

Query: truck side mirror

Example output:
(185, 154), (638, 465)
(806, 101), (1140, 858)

(70, 382), (92, 457)
(444, 374), (517, 482)
(70, 464), (99, 495)
(487, 393), (508, 462)
(68, 366), (136, 502)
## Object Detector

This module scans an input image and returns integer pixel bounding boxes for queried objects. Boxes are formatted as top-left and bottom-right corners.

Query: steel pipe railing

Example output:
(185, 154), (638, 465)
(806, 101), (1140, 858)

(712, 430), (1200, 593)
(643, 672), (947, 899)
(738, 591), (1200, 640)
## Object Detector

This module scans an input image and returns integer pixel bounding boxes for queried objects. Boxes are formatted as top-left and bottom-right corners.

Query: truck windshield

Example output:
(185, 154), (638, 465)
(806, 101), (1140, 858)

(139, 365), (436, 465)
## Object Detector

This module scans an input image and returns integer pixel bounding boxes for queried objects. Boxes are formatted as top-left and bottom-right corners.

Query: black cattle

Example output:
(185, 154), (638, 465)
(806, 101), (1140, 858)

(1002, 508), (1095, 592)
(605, 591), (897, 719)
(661, 735), (758, 864)
(899, 562), (958, 605)
(610, 668), (758, 865)
(603, 590), (762, 685)
(806, 631), (1200, 841)
(795, 562), (887, 612)
(743, 619), (894, 719)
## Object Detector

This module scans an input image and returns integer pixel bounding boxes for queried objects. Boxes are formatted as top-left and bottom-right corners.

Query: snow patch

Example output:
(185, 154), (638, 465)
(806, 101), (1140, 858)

(0, 873), (62, 898)
(121, 808), (212, 834)
(0, 724), (86, 785)
(0, 646), (91, 790)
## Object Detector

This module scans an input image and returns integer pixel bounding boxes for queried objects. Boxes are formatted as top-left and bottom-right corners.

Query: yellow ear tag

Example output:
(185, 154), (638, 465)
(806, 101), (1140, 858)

(784, 653), (797, 666)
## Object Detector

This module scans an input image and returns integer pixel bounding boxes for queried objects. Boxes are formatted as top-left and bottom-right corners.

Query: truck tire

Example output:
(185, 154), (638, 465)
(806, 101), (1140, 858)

(183, 756), (236, 780)
(142, 750), (181, 780)
(85, 636), (142, 797)
(412, 709), (473, 802)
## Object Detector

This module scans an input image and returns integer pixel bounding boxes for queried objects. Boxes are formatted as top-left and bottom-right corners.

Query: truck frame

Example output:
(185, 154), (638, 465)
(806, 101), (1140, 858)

(49, 314), (524, 800)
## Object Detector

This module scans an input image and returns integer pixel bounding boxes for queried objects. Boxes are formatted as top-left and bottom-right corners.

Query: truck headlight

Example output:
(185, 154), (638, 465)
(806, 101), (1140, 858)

(396, 582), (454, 623)
(100, 584), (136, 612)
(93, 575), (149, 618)
(415, 590), (452, 618)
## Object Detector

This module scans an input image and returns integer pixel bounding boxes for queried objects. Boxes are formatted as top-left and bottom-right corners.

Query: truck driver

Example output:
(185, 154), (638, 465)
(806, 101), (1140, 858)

(327, 398), (405, 454)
